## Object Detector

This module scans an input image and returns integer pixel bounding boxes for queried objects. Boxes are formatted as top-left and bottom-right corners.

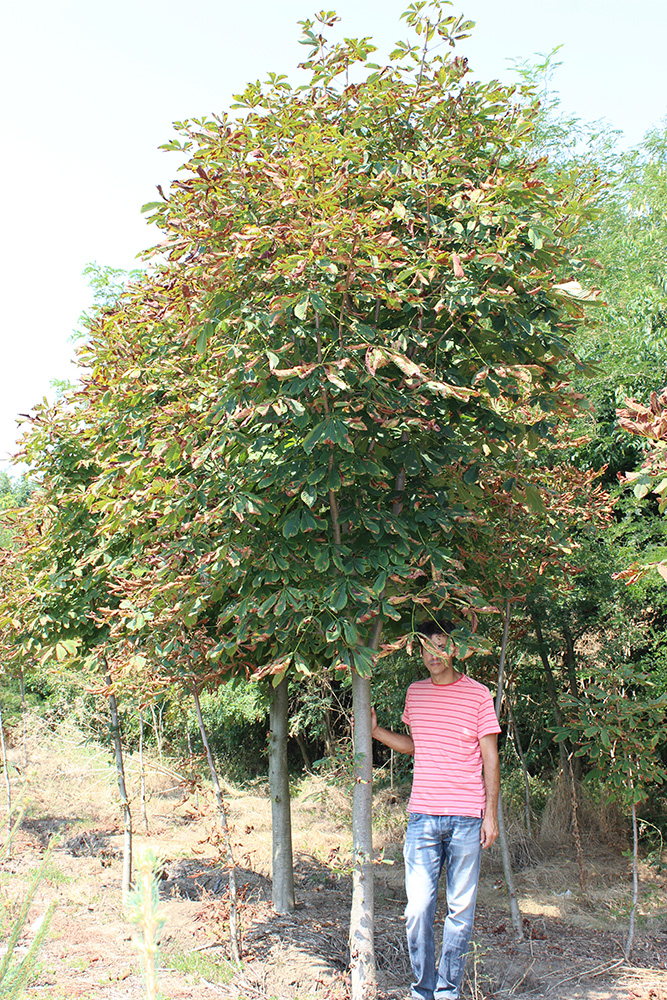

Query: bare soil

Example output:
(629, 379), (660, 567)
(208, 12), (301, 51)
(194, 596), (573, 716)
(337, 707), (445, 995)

(4, 719), (667, 1000)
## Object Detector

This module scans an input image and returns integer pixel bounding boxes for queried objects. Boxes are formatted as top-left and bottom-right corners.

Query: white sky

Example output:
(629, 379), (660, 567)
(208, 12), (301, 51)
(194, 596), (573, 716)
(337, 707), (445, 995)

(2, 0), (666, 470)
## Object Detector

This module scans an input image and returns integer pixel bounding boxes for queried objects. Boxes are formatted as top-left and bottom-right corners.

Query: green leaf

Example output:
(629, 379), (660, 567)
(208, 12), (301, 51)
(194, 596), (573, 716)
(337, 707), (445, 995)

(294, 297), (309, 320)
(524, 483), (546, 514)
(463, 463), (479, 485)
(314, 548), (330, 572)
(196, 326), (209, 354)
(301, 486), (317, 508)
(329, 583), (348, 611)
(282, 510), (301, 539)
(302, 421), (328, 455)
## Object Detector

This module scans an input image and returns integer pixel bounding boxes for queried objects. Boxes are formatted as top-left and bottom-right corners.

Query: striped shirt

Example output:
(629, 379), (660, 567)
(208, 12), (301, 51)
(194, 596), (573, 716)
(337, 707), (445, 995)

(402, 675), (501, 816)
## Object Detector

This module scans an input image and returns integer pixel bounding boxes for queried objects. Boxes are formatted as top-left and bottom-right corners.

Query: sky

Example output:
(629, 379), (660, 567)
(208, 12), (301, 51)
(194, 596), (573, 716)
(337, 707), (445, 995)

(2, 0), (666, 470)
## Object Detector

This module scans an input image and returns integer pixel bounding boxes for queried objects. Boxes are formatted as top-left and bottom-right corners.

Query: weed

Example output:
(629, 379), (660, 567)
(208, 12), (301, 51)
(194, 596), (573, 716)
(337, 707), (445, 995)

(126, 851), (164, 1000)
(37, 861), (71, 888)
(165, 948), (236, 984)
(0, 841), (56, 998)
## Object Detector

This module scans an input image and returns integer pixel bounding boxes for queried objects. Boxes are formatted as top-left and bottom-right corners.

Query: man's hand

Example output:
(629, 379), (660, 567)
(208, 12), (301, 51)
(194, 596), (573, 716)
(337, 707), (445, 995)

(480, 813), (499, 849)
(479, 733), (500, 848)
(368, 707), (415, 755)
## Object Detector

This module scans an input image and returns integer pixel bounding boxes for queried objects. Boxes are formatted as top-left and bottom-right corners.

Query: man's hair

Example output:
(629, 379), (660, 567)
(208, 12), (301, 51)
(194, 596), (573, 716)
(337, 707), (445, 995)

(416, 618), (455, 638)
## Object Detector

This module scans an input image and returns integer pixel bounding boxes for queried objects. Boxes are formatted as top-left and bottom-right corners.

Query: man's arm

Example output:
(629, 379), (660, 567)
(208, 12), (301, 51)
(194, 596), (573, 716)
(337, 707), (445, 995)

(371, 707), (414, 755)
(479, 733), (500, 849)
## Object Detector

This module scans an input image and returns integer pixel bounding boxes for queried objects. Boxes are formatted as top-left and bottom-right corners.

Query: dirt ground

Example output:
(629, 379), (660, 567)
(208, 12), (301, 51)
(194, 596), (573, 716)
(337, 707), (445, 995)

(3, 718), (667, 1000)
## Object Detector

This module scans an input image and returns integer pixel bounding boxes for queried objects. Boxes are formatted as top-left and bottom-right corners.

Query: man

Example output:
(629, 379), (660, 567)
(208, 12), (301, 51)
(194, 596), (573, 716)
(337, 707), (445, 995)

(371, 619), (501, 1000)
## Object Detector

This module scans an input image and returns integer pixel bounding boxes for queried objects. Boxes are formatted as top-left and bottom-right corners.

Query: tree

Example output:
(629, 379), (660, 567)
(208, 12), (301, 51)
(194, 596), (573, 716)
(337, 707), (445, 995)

(0, 407), (136, 898)
(15, 4), (603, 993)
(554, 663), (667, 958)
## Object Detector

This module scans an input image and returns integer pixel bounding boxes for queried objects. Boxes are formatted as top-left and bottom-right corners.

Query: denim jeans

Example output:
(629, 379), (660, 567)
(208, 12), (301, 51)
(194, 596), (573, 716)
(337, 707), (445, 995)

(403, 813), (483, 1000)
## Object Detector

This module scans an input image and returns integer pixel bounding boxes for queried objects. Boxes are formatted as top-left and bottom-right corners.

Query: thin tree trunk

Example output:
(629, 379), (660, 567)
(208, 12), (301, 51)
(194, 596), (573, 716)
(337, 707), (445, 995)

(191, 687), (241, 964)
(106, 680), (132, 900)
(625, 798), (638, 959)
(324, 708), (335, 757)
(350, 665), (376, 1000)
(0, 701), (12, 852)
(150, 704), (163, 763)
(294, 732), (311, 771)
(567, 755), (587, 888)
(494, 602), (523, 941)
(269, 676), (295, 913)
(139, 709), (148, 833)
(507, 691), (532, 838)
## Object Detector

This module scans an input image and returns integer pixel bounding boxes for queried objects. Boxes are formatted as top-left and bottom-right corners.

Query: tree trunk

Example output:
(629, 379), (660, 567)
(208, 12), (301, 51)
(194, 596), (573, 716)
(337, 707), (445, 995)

(349, 666), (376, 1000)
(567, 755), (587, 888)
(106, 680), (132, 900)
(269, 676), (295, 913)
(150, 704), (163, 763)
(294, 732), (311, 771)
(0, 700), (12, 852)
(139, 709), (148, 833)
(494, 602), (524, 941)
(324, 708), (335, 758)
(191, 687), (241, 964)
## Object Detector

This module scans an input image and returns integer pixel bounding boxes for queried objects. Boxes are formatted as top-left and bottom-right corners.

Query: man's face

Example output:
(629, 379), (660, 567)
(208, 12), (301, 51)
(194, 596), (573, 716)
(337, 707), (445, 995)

(420, 632), (456, 676)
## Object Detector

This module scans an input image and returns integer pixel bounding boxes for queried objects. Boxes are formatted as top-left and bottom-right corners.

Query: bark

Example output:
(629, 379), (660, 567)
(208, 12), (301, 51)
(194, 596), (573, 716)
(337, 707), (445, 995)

(138, 709), (148, 833)
(349, 665), (376, 1000)
(494, 602), (523, 941)
(0, 701), (12, 852)
(106, 680), (132, 900)
(191, 687), (241, 964)
(269, 676), (295, 913)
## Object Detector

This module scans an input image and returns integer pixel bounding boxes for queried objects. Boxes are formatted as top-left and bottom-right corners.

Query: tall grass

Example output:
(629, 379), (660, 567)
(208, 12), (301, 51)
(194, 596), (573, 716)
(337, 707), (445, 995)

(0, 833), (55, 999)
(127, 852), (164, 1000)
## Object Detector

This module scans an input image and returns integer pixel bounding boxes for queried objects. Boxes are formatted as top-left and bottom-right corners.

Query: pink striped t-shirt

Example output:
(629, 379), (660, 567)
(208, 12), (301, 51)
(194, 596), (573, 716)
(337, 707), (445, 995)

(402, 674), (501, 817)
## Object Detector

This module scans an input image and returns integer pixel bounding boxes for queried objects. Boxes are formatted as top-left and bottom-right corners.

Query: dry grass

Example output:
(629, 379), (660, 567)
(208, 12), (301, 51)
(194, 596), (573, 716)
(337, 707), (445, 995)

(539, 773), (627, 848)
(2, 715), (666, 1000)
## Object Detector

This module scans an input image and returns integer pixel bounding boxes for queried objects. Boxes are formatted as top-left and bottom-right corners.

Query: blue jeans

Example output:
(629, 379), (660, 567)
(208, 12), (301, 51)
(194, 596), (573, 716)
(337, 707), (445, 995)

(403, 813), (483, 1000)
